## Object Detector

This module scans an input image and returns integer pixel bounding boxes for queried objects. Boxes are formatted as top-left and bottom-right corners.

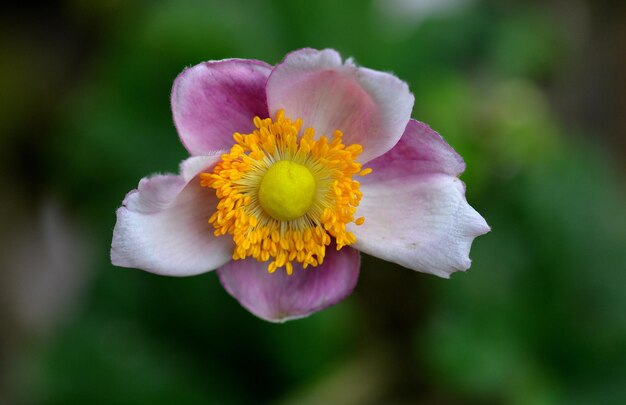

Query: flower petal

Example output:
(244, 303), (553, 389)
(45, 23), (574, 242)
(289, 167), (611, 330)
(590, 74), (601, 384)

(351, 174), (488, 278)
(364, 119), (466, 180)
(350, 122), (488, 277)
(111, 155), (233, 276)
(171, 59), (272, 155)
(217, 247), (360, 322)
(266, 48), (414, 163)
(179, 151), (226, 182)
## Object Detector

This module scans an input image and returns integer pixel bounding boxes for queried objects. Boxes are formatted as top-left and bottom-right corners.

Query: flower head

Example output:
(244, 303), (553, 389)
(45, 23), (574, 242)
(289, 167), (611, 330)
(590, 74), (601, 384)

(111, 49), (490, 322)
(202, 109), (367, 275)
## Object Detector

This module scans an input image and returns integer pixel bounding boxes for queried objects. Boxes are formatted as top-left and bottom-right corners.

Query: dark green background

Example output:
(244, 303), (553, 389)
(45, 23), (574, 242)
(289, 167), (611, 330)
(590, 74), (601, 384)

(1, 0), (625, 403)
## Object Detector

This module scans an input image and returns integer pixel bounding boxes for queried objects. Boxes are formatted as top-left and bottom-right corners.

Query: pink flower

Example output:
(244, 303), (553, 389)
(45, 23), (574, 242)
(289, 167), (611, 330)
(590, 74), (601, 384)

(111, 49), (490, 322)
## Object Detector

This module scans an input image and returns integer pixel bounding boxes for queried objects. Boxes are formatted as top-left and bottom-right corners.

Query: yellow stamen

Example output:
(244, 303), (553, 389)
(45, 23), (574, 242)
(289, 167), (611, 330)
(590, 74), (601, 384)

(200, 109), (370, 274)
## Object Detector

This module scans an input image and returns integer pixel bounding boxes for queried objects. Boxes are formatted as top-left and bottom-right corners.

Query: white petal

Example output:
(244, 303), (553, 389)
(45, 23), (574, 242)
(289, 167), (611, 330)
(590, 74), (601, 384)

(179, 152), (226, 182)
(350, 174), (489, 278)
(111, 155), (233, 276)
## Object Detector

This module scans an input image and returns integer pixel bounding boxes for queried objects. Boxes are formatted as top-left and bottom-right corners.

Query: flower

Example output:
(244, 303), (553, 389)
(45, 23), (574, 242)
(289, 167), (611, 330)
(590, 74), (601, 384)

(111, 48), (490, 322)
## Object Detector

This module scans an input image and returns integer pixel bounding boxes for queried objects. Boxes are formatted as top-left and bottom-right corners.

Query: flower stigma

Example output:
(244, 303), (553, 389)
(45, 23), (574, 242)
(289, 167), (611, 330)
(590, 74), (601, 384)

(258, 160), (316, 221)
(200, 110), (370, 275)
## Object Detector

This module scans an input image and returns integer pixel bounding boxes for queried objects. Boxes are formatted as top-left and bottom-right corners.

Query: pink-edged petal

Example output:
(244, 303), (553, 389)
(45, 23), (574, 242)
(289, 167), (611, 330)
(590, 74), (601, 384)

(172, 59), (272, 155)
(217, 247), (360, 322)
(351, 174), (489, 278)
(351, 175), (489, 278)
(349, 121), (488, 278)
(111, 155), (233, 276)
(364, 119), (466, 180)
(266, 48), (414, 163)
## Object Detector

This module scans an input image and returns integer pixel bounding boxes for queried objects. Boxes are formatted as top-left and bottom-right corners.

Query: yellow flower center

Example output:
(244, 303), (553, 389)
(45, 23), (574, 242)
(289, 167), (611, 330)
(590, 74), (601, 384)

(258, 160), (316, 221)
(200, 110), (371, 275)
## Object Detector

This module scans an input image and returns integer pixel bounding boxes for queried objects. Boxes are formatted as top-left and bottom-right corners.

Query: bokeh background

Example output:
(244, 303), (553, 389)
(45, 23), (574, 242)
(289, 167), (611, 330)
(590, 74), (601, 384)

(1, 0), (625, 403)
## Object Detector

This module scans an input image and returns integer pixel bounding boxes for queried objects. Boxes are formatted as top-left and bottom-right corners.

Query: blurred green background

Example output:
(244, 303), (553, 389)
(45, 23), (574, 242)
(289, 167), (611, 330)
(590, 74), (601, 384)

(1, 0), (625, 404)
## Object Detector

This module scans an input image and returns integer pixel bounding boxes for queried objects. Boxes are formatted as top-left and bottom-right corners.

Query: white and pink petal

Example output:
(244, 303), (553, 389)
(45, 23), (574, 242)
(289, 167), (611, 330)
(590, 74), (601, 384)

(351, 175), (488, 278)
(179, 152), (226, 182)
(111, 155), (232, 276)
(350, 122), (489, 278)
(172, 59), (272, 155)
(217, 246), (360, 322)
(364, 119), (466, 180)
(266, 48), (414, 163)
